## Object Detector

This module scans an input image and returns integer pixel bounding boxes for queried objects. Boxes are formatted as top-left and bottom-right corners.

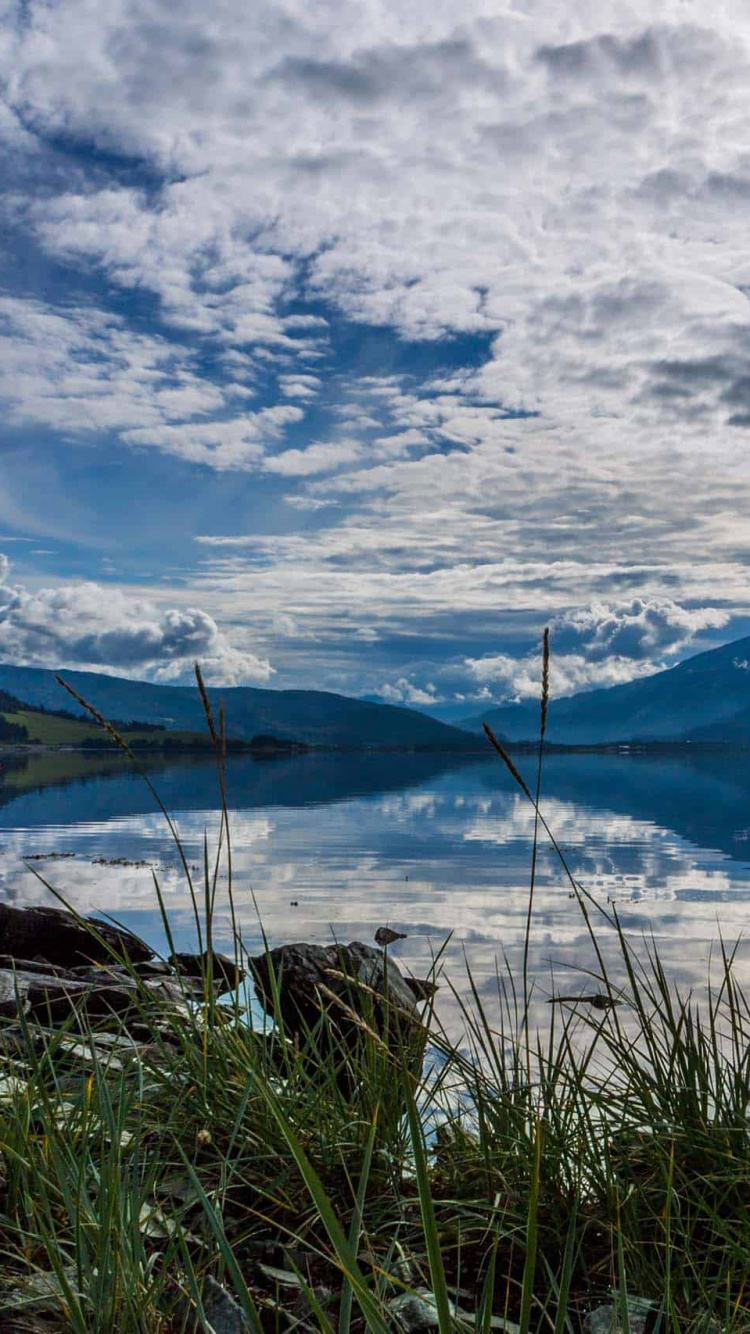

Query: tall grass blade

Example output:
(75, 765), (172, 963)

(402, 1073), (454, 1332)
(339, 1106), (379, 1334)
(518, 1115), (542, 1334)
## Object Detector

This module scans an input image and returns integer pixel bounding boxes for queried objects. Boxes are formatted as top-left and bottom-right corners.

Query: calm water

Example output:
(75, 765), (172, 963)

(3, 747), (750, 1031)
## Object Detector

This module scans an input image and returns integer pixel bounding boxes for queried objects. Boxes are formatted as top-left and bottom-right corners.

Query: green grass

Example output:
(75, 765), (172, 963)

(1, 709), (209, 748)
(0, 666), (749, 1330)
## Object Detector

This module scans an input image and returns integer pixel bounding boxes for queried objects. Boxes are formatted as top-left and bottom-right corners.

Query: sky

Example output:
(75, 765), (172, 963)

(2, 0), (750, 719)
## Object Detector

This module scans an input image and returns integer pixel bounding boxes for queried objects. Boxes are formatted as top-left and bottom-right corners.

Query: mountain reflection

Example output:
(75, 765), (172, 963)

(2, 748), (750, 1034)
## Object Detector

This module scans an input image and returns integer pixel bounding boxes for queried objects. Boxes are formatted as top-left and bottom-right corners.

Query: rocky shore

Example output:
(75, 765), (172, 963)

(0, 901), (733, 1332)
(0, 902), (448, 1331)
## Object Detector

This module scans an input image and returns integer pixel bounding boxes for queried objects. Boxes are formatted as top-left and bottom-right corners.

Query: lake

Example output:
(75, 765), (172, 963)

(2, 746), (750, 1033)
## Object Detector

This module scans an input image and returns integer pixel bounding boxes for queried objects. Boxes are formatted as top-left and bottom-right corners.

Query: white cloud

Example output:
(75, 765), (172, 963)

(0, 296), (305, 470)
(283, 496), (337, 511)
(278, 374), (323, 399)
(4, 1), (750, 689)
(9, 6), (750, 414)
(122, 406), (305, 470)
(264, 440), (363, 476)
(465, 650), (662, 701)
(464, 598), (731, 700)
(378, 677), (438, 707)
(549, 598), (730, 661)
(0, 555), (273, 685)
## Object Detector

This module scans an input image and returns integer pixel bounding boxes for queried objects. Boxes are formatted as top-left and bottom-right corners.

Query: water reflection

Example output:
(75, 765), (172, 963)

(2, 748), (750, 1034)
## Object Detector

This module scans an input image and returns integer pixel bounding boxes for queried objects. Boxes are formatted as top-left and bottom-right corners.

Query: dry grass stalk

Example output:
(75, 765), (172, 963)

(314, 983), (391, 1050)
(194, 662), (219, 749)
(540, 626), (550, 740)
(482, 723), (532, 799)
(55, 677), (133, 756)
(324, 967), (427, 1026)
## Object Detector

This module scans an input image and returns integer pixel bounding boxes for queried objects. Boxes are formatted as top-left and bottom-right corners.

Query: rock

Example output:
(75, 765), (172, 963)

(138, 975), (192, 1004)
(200, 1277), (248, 1333)
(0, 961), (141, 1022)
(0, 955), (71, 977)
(126, 1018), (182, 1045)
(69, 964), (132, 983)
(169, 950), (245, 994)
(139, 1200), (192, 1241)
(0, 1024), (37, 1057)
(0, 1264), (79, 1322)
(0, 1072), (29, 1100)
(0, 964), (97, 1018)
(0, 1021), (165, 1075)
(133, 958), (173, 977)
(175, 1275), (249, 1333)
(289, 1285), (333, 1322)
(583, 1297), (657, 1333)
(72, 965), (202, 1003)
(249, 940), (420, 1046)
(0, 902), (152, 968)
(388, 1290), (519, 1332)
(374, 926), (407, 946)
(52, 1030), (161, 1070)
(389, 1292), (442, 1331)
(0, 968), (32, 1017)
(155, 1174), (203, 1209)
(27, 975), (139, 1021)
(0, 958), (205, 1024)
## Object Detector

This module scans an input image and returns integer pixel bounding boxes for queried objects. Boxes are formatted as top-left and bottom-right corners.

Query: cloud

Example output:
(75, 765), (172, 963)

(377, 677), (438, 707)
(465, 650), (666, 702)
(0, 296), (306, 470)
(278, 374), (323, 399)
(548, 598), (730, 662)
(4, 1), (750, 696)
(264, 440), (363, 476)
(122, 406), (305, 470)
(0, 555), (273, 685)
(464, 598), (730, 701)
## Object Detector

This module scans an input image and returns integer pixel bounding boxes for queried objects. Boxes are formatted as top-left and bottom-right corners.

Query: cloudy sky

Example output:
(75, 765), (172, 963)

(2, 0), (750, 717)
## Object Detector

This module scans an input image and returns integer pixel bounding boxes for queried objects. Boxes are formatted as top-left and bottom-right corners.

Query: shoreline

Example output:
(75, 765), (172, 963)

(2, 738), (750, 756)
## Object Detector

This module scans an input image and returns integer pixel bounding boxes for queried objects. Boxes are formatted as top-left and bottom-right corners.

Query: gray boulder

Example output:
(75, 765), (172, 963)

(169, 949), (245, 995)
(249, 940), (420, 1042)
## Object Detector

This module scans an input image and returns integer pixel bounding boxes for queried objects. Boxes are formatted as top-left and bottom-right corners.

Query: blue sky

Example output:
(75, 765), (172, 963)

(2, 1), (750, 718)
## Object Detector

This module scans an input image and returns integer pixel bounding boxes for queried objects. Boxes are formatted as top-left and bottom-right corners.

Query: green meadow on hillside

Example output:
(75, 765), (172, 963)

(1, 707), (207, 748)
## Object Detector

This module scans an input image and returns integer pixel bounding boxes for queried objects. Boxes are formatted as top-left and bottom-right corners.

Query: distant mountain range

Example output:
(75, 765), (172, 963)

(0, 664), (478, 751)
(459, 635), (750, 745)
(7, 633), (750, 753)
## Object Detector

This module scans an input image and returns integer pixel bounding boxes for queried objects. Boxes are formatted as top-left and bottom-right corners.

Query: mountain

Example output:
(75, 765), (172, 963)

(686, 704), (750, 743)
(0, 664), (478, 751)
(459, 635), (750, 745)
